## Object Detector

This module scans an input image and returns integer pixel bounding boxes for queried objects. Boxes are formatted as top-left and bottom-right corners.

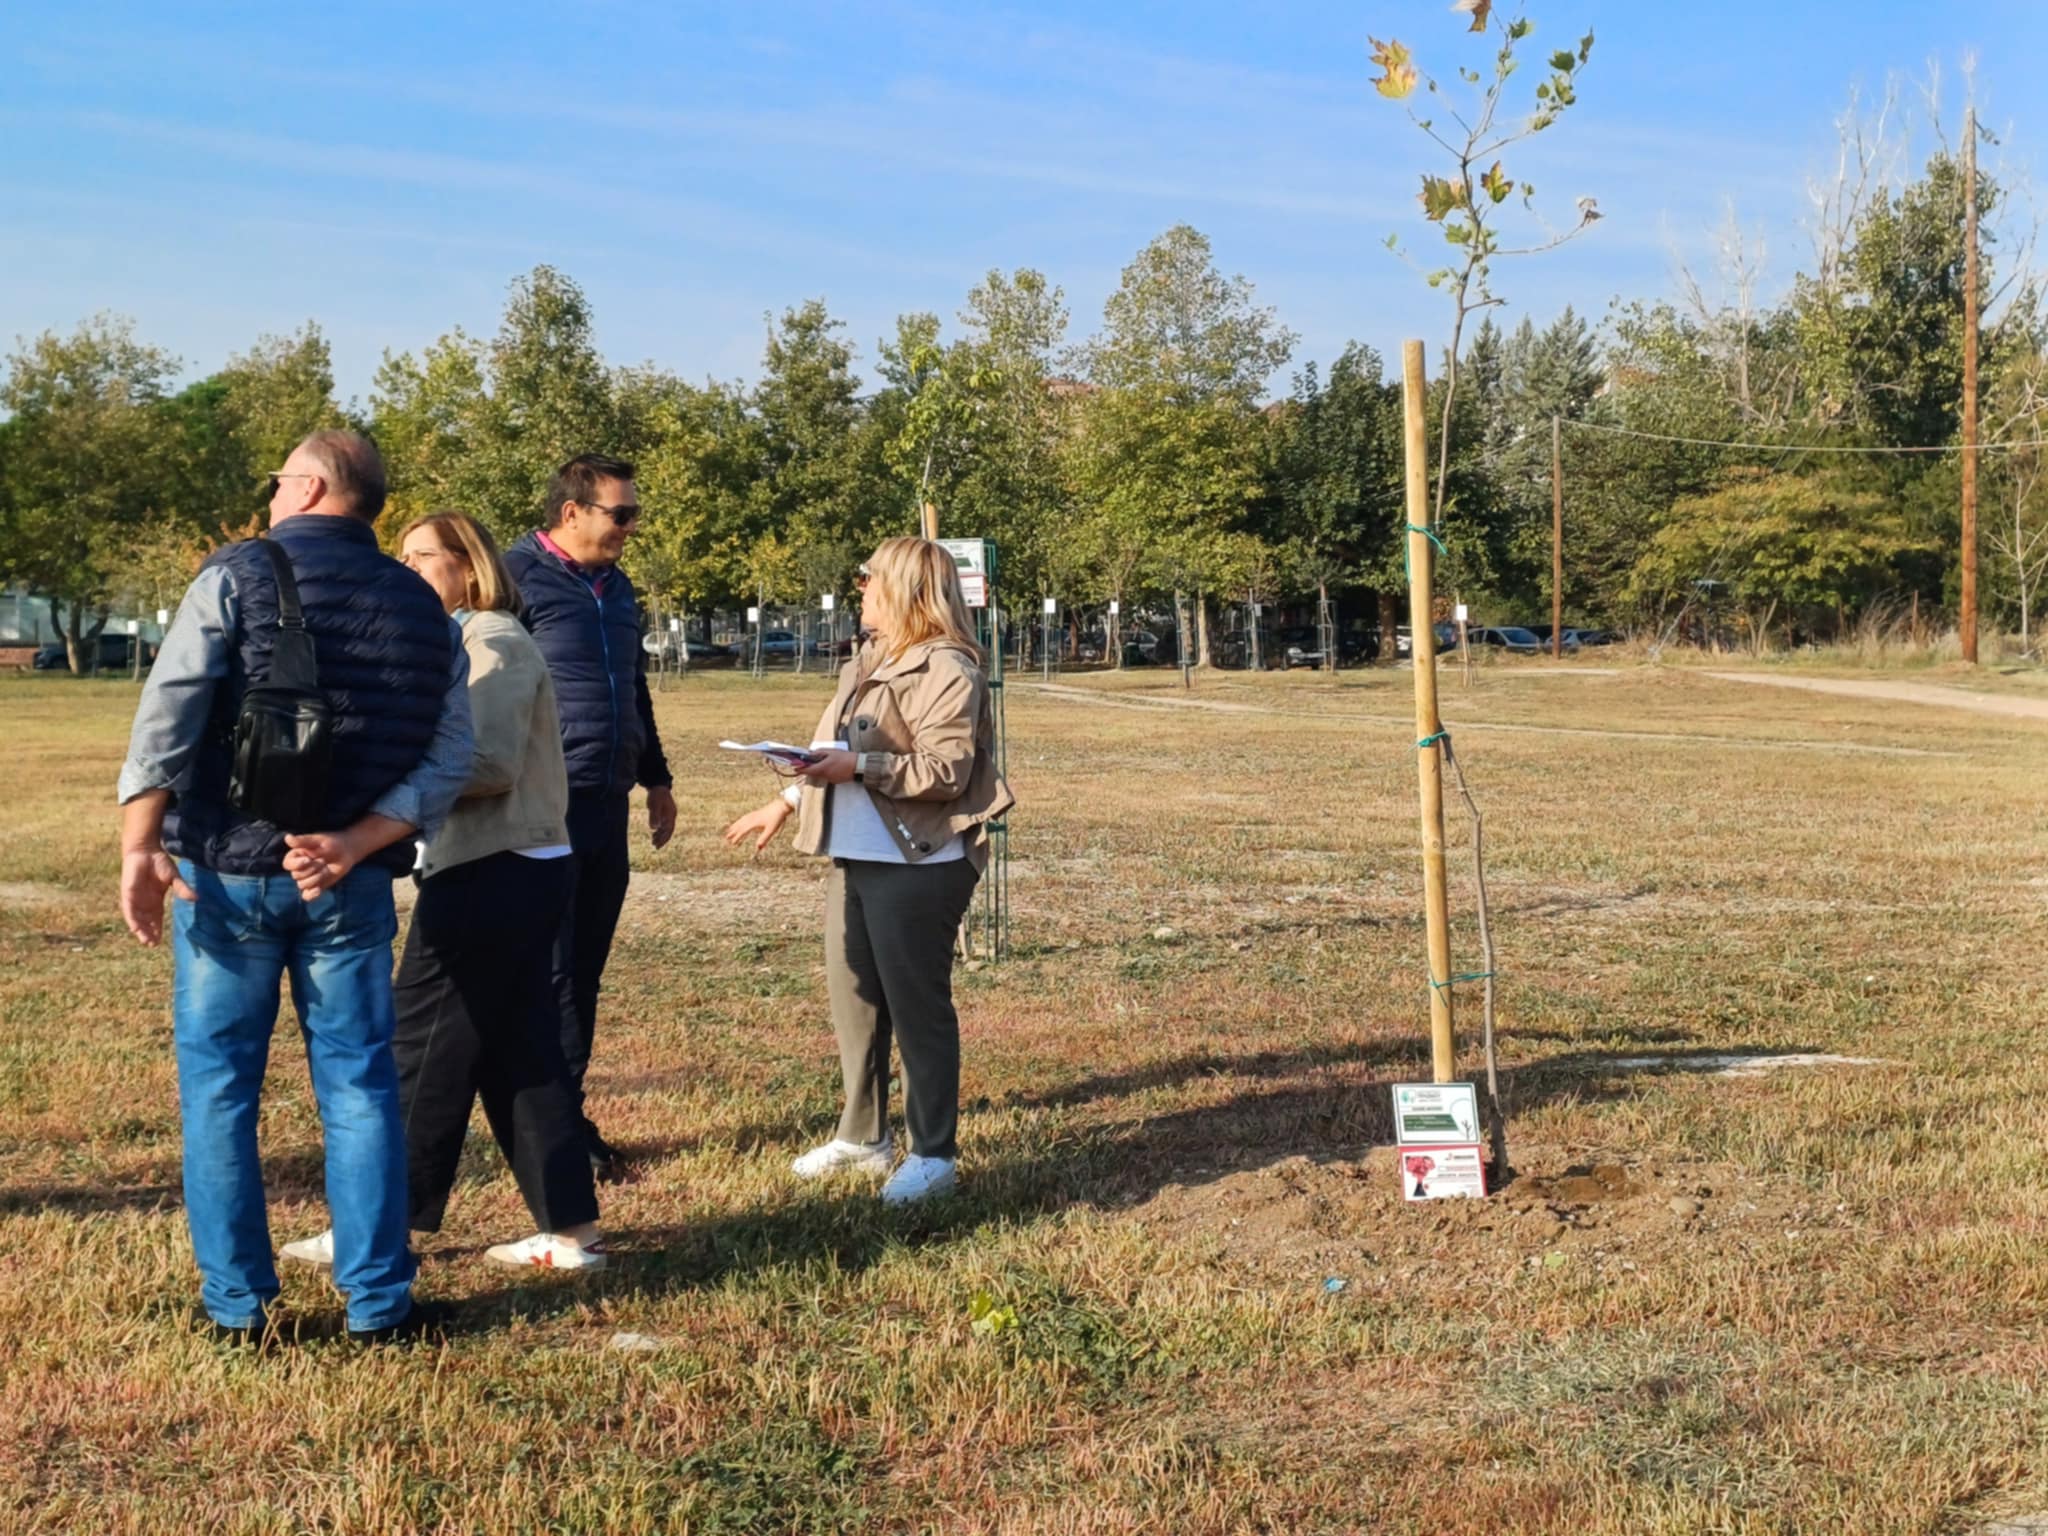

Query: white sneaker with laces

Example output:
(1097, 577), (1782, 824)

(880, 1154), (957, 1205)
(280, 1229), (334, 1267)
(790, 1137), (894, 1180)
(484, 1232), (609, 1270)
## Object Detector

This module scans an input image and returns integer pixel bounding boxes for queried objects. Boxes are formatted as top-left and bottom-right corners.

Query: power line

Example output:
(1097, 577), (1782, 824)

(1558, 417), (2026, 456)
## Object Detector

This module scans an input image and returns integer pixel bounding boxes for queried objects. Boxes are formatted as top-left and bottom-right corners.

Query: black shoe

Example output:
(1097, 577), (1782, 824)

(192, 1304), (301, 1351)
(347, 1299), (453, 1347)
(586, 1127), (626, 1184)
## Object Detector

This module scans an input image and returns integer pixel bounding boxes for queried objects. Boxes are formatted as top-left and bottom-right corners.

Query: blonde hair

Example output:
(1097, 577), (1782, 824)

(399, 510), (522, 615)
(866, 536), (982, 662)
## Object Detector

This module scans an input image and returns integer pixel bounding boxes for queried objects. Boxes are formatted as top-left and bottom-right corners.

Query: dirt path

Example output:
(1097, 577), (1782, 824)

(1022, 681), (1957, 758)
(1705, 670), (2048, 721)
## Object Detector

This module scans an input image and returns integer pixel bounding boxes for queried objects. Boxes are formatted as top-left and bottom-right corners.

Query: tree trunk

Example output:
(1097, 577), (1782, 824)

(1195, 593), (1214, 669)
(1378, 588), (1402, 666)
(1319, 582), (1338, 680)
(1110, 592), (1124, 670)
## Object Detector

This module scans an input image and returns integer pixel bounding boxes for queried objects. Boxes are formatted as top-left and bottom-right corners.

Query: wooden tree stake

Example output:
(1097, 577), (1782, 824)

(1403, 340), (1456, 1084)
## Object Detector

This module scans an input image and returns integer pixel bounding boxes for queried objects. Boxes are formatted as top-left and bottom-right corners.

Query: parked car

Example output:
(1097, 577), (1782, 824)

(730, 629), (802, 658)
(643, 635), (736, 667)
(1120, 629), (1164, 665)
(1564, 627), (1617, 647)
(1471, 626), (1544, 654)
(1390, 623), (1459, 658)
(33, 634), (153, 671)
(1522, 624), (1583, 652)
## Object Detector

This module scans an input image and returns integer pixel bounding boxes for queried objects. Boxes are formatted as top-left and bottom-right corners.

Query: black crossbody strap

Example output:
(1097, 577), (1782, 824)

(255, 537), (320, 694)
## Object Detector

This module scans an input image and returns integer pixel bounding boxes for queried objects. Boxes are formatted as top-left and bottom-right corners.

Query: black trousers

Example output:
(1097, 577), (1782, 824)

(393, 851), (598, 1233)
(554, 791), (632, 1149)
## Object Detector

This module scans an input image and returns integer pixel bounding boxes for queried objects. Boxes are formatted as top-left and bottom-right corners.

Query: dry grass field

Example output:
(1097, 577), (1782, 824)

(4, 660), (2047, 1534)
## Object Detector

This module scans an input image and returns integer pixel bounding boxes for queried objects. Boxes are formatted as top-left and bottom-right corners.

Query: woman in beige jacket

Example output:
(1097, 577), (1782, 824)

(284, 511), (606, 1273)
(724, 537), (1013, 1204)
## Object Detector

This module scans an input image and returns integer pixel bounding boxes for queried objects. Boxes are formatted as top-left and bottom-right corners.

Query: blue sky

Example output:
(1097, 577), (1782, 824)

(4, 1), (2045, 404)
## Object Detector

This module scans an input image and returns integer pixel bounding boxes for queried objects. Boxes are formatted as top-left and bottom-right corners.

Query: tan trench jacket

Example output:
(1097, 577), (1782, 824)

(793, 637), (1015, 870)
(420, 609), (572, 878)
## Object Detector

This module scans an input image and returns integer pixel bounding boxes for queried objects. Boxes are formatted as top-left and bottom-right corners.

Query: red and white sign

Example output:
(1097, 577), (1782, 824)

(1400, 1144), (1488, 1202)
(959, 572), (988, 608)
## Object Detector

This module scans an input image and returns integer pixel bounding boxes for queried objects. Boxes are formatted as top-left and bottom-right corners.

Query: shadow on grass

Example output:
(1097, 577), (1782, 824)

(8, 1036), (1826, 1333)
(0, 1144), (331, 1217)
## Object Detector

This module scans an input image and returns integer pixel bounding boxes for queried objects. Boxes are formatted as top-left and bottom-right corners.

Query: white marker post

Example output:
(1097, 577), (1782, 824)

(1042, 597), (1057, 682)
(1108, 598), (1120, 669)
(821, 592), (835, 663)
(1454, 602), (1471, 687)
(747, 605), (762, 678)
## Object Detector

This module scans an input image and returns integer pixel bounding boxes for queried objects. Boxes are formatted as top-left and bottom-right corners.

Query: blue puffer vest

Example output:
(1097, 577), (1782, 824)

(504, 532), (661, 796)
(162, 516), (453, 877)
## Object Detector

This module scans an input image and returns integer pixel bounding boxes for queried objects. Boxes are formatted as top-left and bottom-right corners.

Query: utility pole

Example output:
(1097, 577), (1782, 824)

(1962, 104), (1981, 664)
(1551, 414), (1564, 660)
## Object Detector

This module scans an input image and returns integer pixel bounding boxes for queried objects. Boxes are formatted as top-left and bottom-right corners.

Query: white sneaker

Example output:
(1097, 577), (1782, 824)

(880, 1154), (957, 1205)
(280, 1229), (334, 1267)
(791, 1137), (894, 1180)
(484, 1232), (610, 1271)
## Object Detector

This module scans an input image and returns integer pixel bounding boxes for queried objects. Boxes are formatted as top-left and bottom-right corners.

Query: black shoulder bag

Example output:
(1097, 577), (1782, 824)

(227, 539), (334, 831)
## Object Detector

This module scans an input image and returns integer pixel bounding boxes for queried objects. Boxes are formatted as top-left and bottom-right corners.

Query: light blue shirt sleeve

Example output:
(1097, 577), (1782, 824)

(368, 617), (474, 839)
(116, 565), (236, 805)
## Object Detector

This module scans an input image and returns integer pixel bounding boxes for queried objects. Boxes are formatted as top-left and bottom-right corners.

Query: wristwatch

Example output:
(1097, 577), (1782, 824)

(852, 756), (865, 784)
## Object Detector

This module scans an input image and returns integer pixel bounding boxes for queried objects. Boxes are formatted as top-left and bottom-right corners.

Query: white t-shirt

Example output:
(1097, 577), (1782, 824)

(785, 740), (965, 864)
(825, 783), (965, 864)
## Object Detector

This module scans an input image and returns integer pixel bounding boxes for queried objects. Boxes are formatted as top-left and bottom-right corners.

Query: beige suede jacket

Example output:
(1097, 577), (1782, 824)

(420, 609), (571, 878)
(793, 637), (1015, 871)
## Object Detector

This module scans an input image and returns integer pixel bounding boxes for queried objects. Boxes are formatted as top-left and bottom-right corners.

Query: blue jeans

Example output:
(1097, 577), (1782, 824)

(172, 860), (414, 1331)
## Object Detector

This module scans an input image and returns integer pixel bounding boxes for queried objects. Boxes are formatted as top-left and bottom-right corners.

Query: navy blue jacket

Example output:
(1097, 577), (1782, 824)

(504, 531), (672, 797)
(161, 517), (455, 876)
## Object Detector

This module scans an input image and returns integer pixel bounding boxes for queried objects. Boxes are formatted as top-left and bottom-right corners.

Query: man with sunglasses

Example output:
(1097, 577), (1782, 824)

(504, 454), (675, 1182)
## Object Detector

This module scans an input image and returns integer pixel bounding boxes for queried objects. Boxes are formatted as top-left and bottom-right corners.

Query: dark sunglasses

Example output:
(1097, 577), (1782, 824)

(579, 501), (641, 529)
(264, 470), (315, 499)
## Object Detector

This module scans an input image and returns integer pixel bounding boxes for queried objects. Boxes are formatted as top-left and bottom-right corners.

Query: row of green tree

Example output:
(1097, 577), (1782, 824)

(6, 145), (2044, 668)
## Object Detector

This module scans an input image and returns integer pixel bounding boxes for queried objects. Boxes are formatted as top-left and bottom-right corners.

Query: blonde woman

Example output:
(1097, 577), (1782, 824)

(723, 537), (1014, 1203)
(285, 511), (605, 1272)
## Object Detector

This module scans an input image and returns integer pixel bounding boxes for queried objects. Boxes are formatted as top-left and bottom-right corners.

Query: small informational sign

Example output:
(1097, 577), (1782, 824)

(1109, 600), (1120, 616)
(1043, 597), (1057, 615)
(156, 608), (169, 626)
(1391, 1082), (1488, 1202)
(1454, 603), (1469, 623)
(1400, 1144), (1488, 1203)
(821, 593), (835, 611)
(126, 619), (140, 636)
(746, 606), (761, 624)
(1251, 603), (1263, 617)
(668, 617), (680, 632)
(1392, 1082), (1480, 1145)
(938, 538), (994, 609)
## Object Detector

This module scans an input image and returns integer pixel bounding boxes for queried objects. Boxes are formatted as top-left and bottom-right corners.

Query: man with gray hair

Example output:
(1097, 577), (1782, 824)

(118, 429), (473, 1345)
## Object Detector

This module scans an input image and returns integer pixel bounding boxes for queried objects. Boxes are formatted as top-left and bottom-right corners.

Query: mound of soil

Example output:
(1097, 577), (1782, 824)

(1128, 1146), (1821, 1290)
